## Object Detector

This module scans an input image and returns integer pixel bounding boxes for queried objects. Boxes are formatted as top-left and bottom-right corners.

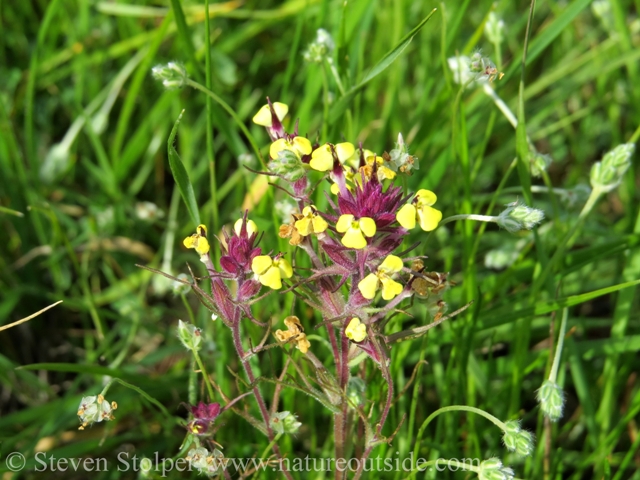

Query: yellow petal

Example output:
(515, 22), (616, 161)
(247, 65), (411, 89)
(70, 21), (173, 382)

(312, 215), (328, 233)
(330, 183), (340, 195)
(345, 318), (367, 342)
(341, 228), (367, 249)
(396, 204), (417, 229)
(295, 217), (312, 236)
(296, 334), (311, 353)
(183, 235), (197, 249)
(336, 214), (354, 233)
(417, 205), (443, 231)
(252, 105), (272, 126)
(252, 102), (288, 127)
(292, 136), (312, 155)
(379, 255), (403, 274)
(275, 329), (292, 342)
(194, 236), (210, 256)
(335, 142), (355, 162)
(358, 217), (377, 237)
(251, 255), (273, 275)
(378, 166), (396, 180)
(380, 277), (403, 300)
(284, 316), (303, 333)
(302, 205), (315, 216)
(416, 189), (437, 207)
(276, 258), (293, 279)
(260, 266), (282, 289)
(272, 102), (288, 120)
(357, 274), (380, 299)
(309, 145), (334, 172)
(234, 218), (258, 236)
(269, 138), (288, 159)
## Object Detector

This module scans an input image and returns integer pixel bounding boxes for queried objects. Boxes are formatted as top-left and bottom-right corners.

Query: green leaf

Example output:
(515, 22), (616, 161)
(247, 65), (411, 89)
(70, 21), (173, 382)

(478, 278), (640, 330)
(328, 8), (437, 123)
(167, 110), (201, 227)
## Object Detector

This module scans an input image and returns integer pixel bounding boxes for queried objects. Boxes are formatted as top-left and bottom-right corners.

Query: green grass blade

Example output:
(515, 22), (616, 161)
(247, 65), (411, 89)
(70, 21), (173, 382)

(328, 8), (437, 123)
(479, 278), (640, 330)
(167, 110), (201, 227)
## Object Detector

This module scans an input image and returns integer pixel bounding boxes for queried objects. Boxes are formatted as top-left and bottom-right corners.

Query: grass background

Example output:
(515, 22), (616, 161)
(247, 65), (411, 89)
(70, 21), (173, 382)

(1, 0), (640, 478)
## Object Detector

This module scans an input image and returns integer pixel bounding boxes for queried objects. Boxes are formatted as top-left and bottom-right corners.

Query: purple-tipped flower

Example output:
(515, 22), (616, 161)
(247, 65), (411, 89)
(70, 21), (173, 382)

(187, 402), (222, 436)
(252, 98), (289, 141)
(220, 214), (262, 276)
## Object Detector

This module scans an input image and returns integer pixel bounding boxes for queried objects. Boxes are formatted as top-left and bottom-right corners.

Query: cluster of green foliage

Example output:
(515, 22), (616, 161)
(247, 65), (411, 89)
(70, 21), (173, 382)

(1, 0), (639, 478)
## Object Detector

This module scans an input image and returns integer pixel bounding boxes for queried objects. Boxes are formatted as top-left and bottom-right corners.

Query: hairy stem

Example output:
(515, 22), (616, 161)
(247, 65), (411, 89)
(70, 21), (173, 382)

(231, 323), (294, 480)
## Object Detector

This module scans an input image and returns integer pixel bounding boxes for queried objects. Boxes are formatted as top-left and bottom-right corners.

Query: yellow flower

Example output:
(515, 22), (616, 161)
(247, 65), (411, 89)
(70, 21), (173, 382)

(309, 142), (355, 172)
(269, 136), (312, 159)
(366, 154), (396, 181)
(357, 255), (404, 300)
(234, 218), (258, 236)
(295, 206), (328, 236)
(335, 214), (376, 249)
(345, 148), (375, 169)
(251, 255), (293, 290)
(252, 102), (288, 127)
(275, 316), (310, 353)
(345, 318), (367, 342)
(183, 224), (210, 256)
(396, 189), (442, 231)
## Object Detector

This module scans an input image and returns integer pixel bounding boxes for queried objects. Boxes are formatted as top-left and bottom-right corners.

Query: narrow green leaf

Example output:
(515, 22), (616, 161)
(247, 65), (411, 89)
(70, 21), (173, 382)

(168, 0), (203, 82)
(328, 8), (437, 123)
(478, 278), (640, 330)
(167, 110), (201, 227)
(505, 0), (593, 80)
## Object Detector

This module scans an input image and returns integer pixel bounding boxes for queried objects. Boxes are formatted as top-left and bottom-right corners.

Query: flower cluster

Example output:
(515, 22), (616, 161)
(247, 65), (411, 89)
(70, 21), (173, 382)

(77, 394), (118, 430)
(166, 97), (548, 476)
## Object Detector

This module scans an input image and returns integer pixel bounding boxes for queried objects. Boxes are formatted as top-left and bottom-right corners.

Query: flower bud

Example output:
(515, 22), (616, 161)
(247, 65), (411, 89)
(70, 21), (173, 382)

(136, 201), (164, 222)
(151, 62), (188, 90)
(478, 458), (515, 480)
(502, 420), (535, 456)
(590, 143), (635, 193)
(536, 380), (565, 422)
(270, 149), (306, 181)
(529, 151), (552, 177)
(40, 143), (71, 184)
(346, 376), (366, 408)
(387, 133), (420, 174)
(303, 28), (335, 63)
(270, 411), (302, 434)
(177, 320), (202, 351)
(497, 202), (545, 233)
(484, 12), (505, 45)
(448, 51), (501, 87)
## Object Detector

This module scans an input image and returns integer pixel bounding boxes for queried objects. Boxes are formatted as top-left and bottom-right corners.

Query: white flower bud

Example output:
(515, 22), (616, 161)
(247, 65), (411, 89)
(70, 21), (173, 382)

(485, 12), (505, 45)
(151, 62), (188, 90)
(590, 143), (635, 193)
(478, 458), (515, 480)
(537, 379), (565, 422)
(502, 420), (535, 456)
(497, 202), (545, 233)
(177, 319), (202, 352)
(303, 28), (335, 63)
